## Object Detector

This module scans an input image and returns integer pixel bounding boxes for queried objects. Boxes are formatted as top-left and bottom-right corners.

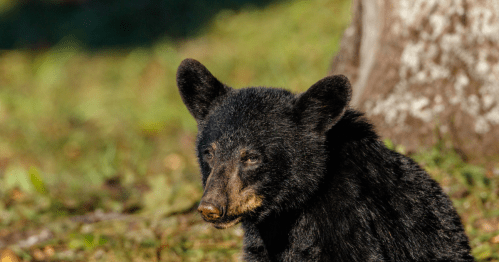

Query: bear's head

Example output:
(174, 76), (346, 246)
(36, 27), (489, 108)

(177, 59), (351, 228)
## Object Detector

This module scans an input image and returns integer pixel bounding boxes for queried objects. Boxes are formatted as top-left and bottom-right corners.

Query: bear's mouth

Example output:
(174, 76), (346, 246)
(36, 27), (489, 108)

(211, 216), (242, 229)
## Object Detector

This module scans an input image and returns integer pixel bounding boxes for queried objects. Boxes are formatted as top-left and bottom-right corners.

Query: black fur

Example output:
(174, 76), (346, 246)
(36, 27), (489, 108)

(177, 58), (474, 262)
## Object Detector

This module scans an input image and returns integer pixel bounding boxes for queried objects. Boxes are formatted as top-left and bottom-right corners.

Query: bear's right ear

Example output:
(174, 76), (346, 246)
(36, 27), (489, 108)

(294, 75), (352, 134)
(176, 59), (231, 122)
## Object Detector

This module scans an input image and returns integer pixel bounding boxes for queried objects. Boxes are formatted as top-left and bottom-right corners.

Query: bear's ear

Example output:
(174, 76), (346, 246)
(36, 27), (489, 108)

(294, 75), (352, 134)
(176, 58), (231, 122)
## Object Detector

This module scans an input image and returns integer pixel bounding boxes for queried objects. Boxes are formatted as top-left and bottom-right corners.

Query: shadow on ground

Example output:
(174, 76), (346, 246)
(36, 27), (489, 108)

(0, 0), (282, 50)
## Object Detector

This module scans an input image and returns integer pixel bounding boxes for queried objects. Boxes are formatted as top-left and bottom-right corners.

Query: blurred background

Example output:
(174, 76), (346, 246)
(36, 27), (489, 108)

(0, 0), (498, 261)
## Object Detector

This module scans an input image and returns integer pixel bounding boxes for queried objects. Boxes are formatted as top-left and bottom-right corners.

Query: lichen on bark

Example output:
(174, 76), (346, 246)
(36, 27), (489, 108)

(331, 0), (499, 161)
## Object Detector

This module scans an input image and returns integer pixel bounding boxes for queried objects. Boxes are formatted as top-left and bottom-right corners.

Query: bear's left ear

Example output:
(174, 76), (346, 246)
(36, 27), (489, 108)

(294, 75), (352, 134)
(177, 58), (232, 122)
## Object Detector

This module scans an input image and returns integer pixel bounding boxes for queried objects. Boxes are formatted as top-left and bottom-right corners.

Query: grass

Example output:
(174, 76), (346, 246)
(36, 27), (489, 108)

(411, 142), (499, 261)
(0, 0), (498, 261)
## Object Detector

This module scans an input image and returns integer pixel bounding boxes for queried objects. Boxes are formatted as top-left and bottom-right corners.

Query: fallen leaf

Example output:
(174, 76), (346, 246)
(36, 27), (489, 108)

(43, 246), (55, 257)
(32, 248), (45, 261)
(0, 249), (20, 262)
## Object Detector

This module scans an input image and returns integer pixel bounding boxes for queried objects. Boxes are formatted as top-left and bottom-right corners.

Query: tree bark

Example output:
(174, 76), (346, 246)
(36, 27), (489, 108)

(331, 0), (499, 162)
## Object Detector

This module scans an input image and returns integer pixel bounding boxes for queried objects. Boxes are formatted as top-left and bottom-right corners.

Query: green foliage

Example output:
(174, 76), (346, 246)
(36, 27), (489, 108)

(383, 138), (406, 155)
(413, 144), (499, 261)
(68, 233), (109, 251)
(29, 166), (47, 195)
(4, 165), (33, 193)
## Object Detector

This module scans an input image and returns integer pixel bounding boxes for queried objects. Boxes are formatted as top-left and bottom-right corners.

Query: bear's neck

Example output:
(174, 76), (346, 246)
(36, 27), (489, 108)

(327, 109), (380, 146)
(242, 209), (302, 260)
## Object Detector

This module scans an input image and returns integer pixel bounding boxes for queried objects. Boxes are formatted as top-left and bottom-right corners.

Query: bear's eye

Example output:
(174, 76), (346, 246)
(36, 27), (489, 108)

(203, 149), (213, 161)
(244, 157), (258, 164)
(241, 153), (261, 167)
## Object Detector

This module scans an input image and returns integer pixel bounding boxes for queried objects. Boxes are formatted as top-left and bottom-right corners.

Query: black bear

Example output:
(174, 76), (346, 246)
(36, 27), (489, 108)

(176, 58), (474, 261)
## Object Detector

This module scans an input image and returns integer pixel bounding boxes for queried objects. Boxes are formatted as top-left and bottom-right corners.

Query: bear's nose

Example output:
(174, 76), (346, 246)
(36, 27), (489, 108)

(198, 201), (222, 221)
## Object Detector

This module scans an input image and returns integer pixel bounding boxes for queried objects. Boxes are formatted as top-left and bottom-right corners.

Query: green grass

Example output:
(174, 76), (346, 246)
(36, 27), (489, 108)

(0, 0), (498, 261)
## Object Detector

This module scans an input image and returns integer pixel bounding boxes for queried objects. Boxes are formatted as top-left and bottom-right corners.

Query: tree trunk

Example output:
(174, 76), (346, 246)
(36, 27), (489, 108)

(331, 0), (499, 162)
